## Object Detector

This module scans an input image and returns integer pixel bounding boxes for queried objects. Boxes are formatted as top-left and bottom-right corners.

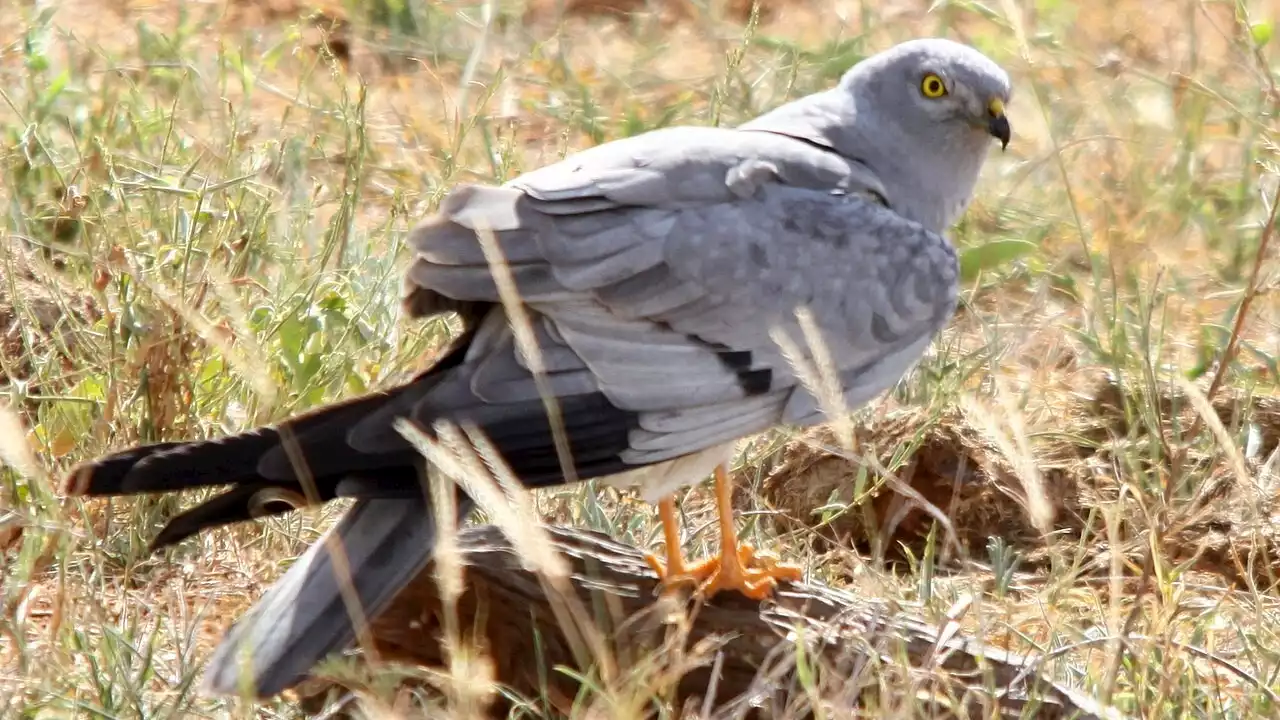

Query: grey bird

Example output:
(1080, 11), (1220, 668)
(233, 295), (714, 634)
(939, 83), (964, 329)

(61, 37), (1012, 698)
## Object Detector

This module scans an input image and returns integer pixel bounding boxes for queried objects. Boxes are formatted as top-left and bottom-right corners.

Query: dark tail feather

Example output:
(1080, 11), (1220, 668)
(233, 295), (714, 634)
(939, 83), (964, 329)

(148, 468), (436, 551)
(149, 484), (302, 551)
(60, 327), (484, 502)
(59, 389), (412, 499)
(56, 328), (481, 554)
(61, 441), (190, 496)
(201, 492), (474, 698)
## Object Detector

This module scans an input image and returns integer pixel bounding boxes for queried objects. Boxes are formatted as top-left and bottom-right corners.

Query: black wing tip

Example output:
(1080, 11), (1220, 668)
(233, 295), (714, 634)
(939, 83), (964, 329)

(198, 495), (459, 700)
(201, 677), (287, 701)
(59, 462), (96, 497)
(148, 524), (192, 554)
(146, 485), (308, 553)
(60, 447), (153, 496)
(200, 636), (301, 699)
(58, 441), (194, 498)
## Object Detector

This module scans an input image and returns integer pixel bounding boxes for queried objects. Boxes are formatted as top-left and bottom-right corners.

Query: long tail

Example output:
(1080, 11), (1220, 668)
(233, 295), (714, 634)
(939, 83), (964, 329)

(58, 387), (426, 550)
(60, 407), (471, 698)
(59, 388), (476, 697)
(56, 338), (477, 698)
(59, 334), (477, 550)
(58, 279), (639, 697)
(202, 493), (474, 698)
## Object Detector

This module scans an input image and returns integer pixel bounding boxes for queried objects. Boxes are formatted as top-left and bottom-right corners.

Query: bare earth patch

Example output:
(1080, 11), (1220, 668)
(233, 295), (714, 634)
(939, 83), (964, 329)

(758, 377), (1280, 587)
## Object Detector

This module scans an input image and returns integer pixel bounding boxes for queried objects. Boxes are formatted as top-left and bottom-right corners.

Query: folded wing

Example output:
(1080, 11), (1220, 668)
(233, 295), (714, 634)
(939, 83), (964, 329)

(401, 125), (958, 477)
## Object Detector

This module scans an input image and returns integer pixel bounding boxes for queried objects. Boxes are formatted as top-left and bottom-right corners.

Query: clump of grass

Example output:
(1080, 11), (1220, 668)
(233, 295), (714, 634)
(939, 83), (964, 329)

(3, 0), (1280, 717)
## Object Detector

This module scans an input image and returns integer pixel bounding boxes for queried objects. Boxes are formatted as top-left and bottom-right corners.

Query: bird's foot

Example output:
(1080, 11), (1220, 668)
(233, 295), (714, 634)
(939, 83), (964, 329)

(645, 544), (801, 600)
(696, 543), (803, 600)
(644, 551), (719, 594)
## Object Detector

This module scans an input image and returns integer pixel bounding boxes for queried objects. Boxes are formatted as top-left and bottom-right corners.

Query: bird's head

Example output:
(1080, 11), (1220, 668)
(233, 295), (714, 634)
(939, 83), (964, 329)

(847, 38), (1012, 151)
(739, 37), (1012, 231)
(838, 38), (1013, 230)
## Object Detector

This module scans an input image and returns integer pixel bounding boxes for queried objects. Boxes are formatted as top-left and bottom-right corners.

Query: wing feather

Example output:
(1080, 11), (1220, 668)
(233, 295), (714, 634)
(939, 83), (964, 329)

(403, 126), (957, 479)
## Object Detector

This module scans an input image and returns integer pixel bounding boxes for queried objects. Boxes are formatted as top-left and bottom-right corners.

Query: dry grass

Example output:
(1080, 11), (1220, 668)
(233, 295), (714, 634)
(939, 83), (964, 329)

(4, 0), (1280, 716)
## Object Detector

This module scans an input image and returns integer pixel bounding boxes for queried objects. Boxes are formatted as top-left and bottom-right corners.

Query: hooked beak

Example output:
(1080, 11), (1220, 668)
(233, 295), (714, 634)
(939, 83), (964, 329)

(987, 98), (1010, 150)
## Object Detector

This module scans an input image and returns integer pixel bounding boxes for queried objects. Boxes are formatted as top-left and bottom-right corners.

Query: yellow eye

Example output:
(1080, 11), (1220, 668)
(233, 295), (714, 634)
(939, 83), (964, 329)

(920, 73), (947, 98)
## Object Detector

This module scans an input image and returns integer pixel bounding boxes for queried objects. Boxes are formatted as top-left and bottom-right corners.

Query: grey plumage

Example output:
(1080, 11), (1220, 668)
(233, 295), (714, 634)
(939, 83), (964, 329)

(203, 495), (475, 697)
(402, 127), (970, 462)
(62, 38), (1012, 698)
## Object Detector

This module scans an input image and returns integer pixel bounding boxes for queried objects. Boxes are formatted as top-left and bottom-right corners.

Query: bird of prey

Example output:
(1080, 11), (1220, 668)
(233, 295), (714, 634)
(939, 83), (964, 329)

(62, 38), (1011, 698)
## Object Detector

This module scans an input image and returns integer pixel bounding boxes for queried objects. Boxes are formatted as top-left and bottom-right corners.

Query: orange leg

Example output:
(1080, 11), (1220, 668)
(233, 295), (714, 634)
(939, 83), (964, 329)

(644, 466), (802, 600)
(696, 464), (803, 599)
(644, 497), (720, 591)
